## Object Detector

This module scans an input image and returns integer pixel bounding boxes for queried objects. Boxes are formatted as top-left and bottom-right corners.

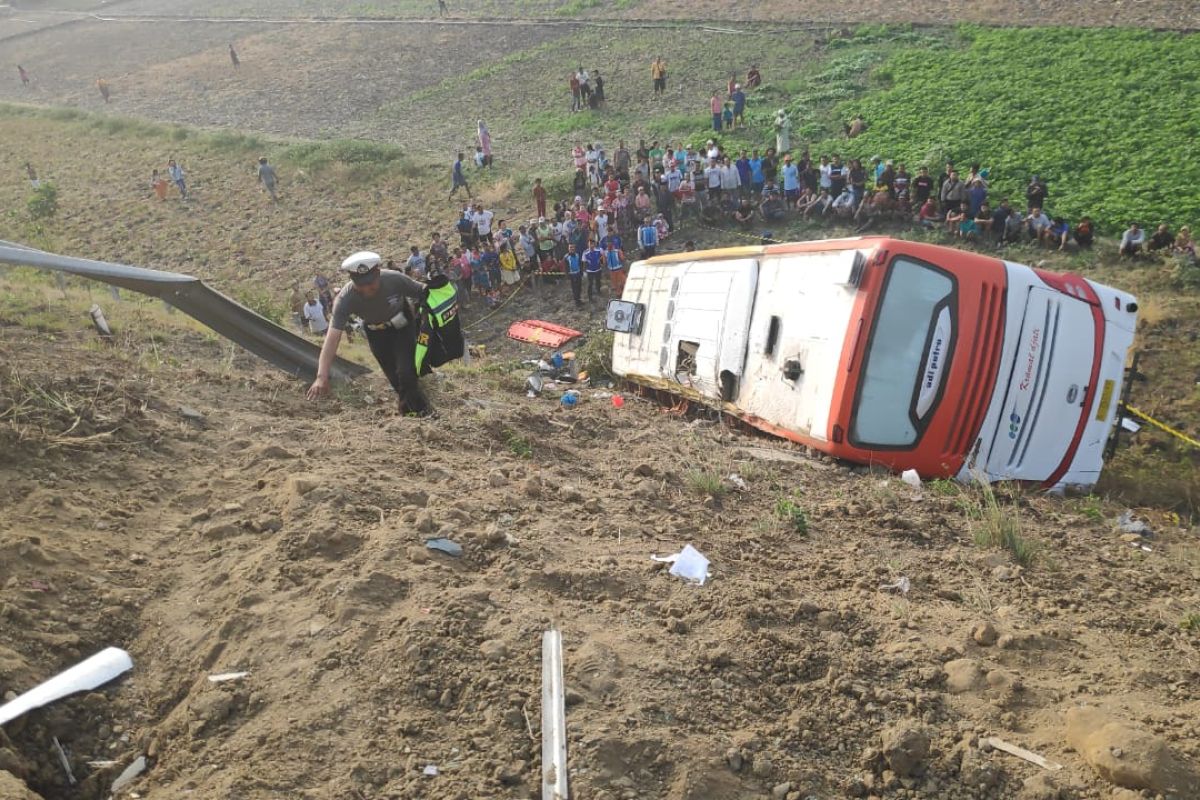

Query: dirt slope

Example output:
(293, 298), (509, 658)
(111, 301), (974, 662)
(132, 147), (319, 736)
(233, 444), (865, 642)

(1, 314), (1199, 800)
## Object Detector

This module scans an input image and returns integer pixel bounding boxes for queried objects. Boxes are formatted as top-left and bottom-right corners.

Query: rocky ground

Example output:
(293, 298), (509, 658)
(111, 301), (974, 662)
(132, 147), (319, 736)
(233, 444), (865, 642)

(1, 289), (1199, 800)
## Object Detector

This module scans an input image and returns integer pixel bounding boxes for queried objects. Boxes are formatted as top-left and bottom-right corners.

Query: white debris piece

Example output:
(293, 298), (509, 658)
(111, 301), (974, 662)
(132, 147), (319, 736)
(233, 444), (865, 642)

(651, 544), (711, 585)
(422, 764), (438, 777)
(207, 671), (250, 684)
(880, 577), (911, 594)
(541, 630), (569, 800)
(901, 469), (921, 488)
(110, 755), (147, 795)
(0, 647), (133, 726)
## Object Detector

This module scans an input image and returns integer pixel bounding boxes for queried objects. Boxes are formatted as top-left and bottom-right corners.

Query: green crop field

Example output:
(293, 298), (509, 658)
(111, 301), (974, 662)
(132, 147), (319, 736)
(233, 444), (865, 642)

(790, 26), (1200, 232)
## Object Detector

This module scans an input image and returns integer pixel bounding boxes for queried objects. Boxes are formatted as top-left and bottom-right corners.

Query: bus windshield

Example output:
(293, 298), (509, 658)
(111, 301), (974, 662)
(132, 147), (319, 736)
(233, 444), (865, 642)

(850, 257), (956, 449)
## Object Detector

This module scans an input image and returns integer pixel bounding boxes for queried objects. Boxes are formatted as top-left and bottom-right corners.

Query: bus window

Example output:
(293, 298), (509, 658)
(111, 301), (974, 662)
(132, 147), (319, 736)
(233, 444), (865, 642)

(850, 258), (956, 449)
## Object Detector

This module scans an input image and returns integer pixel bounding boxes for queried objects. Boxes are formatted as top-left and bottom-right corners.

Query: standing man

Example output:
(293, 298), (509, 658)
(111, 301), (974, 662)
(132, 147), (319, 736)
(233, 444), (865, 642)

(651, 56), (667, 96)
(167, 158), (187, 199)
(532, 177), (547, 219)
(302, 292), (327, 336)
(605, 239), (626, 296)
(472, 203), (495, 245)
(256, 156), (278, 202)
(229, 44), (240, 69)
(405, 245), (428, 280)
(564, 243), (583, 307)
(638, 217), (658, 260)
(17, 65), (30, 87)
(709, 92), (723, 133)
(96, 77), (111, 103)
(1026, 175), (1048, 212)
(614, 140), (631, 183)
(731, 84), (746, 128)
(583, 240), (604, 303)
(449, 152), (471, 200)
(307, 252), (434, 416)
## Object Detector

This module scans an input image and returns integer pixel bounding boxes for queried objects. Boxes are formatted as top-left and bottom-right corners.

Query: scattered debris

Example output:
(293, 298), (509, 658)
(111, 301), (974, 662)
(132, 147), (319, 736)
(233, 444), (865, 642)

(725, 474), (748, 491)
(651, 544), (711, 585)
(526, 374), (545, 397)
(179, 406), (205, 422)
(109, 755), (147, 795)
(207, 671), (250, 684)
(610, 394), (624, 409)
(979, 736), (1063, 771)
(87, 760), (119, 769)
(880, 576), (911, 594)
(560, 390), (580, 408)
(1116, 510), (1151, 535)
(423, 764), (439, 777)
(0, 647), (133, 726)
(425, 538), (463, 557)
(901, 468), (921, 488)
(542, 629), (569, 800)
(1120, 417), (1141, 433)
(28, 579), (50, 592)
(52, 736), (76, 785)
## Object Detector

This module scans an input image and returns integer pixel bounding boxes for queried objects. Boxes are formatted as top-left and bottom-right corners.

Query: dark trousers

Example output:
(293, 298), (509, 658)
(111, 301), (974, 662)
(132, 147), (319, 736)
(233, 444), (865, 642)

(365, 326), (431, 416)
(586, 270), (602, 300)
(569, 272), (582, 305)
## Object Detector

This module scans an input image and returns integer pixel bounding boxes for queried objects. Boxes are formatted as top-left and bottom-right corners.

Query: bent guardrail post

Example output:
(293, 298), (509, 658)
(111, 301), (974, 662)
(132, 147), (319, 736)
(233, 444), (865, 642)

(0, 241), (370, 383)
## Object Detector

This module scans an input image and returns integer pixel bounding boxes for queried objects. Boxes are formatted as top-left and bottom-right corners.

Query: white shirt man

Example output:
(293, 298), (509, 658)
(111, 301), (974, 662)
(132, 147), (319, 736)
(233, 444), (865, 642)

(705, 161), (722, 189)
(663, 166), (682, 193)
(819, 161), (833, 190)
(303, 298), (328, 335)
(473, 207), (495, 237)
(720, 161), (741, 191)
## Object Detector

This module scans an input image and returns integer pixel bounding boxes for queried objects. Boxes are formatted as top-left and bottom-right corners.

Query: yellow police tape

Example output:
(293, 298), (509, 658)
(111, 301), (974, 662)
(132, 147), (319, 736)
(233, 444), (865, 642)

(1124, 405), (1200, 450)
(463, 271), (532, 331)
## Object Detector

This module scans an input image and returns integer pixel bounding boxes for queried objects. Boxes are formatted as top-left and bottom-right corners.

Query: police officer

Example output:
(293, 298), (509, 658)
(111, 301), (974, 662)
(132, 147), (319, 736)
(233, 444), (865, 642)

(307, 251), (432, 415)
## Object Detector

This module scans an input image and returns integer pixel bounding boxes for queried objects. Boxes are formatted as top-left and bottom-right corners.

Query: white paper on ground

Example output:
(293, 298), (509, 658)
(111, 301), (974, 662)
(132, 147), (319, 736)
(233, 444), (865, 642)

(1120, 417), (1141, 433)
(651, 544), (711, 585)
(900, 469), (921, 488)
(880, 576), (911, 594)
(423, 764), (439, 776)
(0, 647), (133, 726)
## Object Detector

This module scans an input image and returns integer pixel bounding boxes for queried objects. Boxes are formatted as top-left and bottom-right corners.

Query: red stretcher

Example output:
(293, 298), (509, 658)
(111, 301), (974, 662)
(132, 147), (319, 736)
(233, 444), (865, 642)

(507, 320), (583, 348)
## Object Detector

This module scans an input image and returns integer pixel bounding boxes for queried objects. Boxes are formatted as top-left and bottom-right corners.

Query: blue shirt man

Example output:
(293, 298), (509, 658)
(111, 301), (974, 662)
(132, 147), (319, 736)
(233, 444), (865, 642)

(781, 161), (800, 192)
(749, 154), (764, 187)
(564, 245), (584, 305)
(583, 245), (604, 273)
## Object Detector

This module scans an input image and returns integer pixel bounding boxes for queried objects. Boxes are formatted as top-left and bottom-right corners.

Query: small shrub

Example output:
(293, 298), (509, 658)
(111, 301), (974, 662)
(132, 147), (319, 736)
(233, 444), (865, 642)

(506, 432), (532, 459)
(1180, 612), (1200, 632)
(774, 496), (809, 534)
(26, 182), (58, 221)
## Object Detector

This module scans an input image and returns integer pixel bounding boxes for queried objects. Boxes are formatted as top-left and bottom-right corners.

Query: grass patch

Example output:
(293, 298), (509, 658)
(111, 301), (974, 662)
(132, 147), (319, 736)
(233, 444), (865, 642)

(1180, 612), (1200, 632)
(966, 482), (1039, 567)
(520, 109), (606, 137)
(685, 469), (726, 499)
(928, 478), (960, 497)
(774, 495), (809, 534)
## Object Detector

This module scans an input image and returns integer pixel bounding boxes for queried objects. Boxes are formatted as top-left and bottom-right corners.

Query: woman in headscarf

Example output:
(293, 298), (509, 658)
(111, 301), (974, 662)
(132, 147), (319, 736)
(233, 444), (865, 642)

(476, 120), (492, 167)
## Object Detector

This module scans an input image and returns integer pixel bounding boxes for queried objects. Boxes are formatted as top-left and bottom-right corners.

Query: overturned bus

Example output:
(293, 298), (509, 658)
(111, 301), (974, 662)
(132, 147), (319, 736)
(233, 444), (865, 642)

(606, 237), (1138, 489)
